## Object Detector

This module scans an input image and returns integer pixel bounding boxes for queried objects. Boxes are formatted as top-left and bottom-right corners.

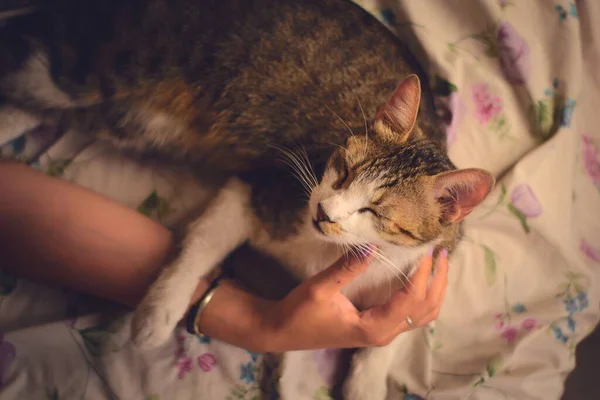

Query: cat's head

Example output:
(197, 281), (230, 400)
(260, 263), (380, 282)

(309, 75), (494, 250)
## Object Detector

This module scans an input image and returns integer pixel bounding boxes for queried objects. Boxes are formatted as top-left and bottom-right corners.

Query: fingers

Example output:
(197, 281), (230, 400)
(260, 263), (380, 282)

(307, 246), (374, 296)
(357, 249), (449, 346)
(407, 249), (449, 325)
(406, 249), (434, 301)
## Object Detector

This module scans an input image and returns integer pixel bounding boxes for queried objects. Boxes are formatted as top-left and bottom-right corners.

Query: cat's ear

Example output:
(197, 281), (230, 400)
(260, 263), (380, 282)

(375, 74), (421, 138)
(433, 168), (495, 224)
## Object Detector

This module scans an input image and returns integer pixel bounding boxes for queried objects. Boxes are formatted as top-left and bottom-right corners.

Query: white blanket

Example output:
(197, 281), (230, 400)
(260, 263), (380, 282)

(1, 1), (599, 399)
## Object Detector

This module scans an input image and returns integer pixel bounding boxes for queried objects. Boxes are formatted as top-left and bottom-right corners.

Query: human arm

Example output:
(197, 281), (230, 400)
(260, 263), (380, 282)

(0, 161), (448, 352)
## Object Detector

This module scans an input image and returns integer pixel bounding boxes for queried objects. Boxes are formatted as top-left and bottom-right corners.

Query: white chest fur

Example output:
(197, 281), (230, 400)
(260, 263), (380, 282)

(250, 221), (429, 309)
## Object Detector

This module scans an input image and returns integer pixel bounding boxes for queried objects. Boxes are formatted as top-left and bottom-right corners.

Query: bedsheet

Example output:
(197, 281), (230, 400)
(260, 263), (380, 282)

(1, 1), (599, 399)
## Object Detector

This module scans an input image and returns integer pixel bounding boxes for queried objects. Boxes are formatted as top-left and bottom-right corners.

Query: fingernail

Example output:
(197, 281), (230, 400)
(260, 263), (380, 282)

(358, 245), (374, 260)
(441, 248), (449, 258)
(427, 247), (434, 257)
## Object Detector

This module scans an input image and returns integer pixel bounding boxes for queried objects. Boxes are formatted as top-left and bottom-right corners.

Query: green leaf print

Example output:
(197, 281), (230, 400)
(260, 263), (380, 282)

(47, 159), (72, 177)
(78, 326), (119, 356)
(431, 75), (458, 96)
(137, 191), (160, 217)
(0, 270), (17, 295)
(507, 203), (530, 233)
(529, 100), (552, 139)
(483, 246), (497, 286)
(472, 25), (500, 57)
(137, 191), (172, 221)
(313, 386), (333, 400)
(145, 396), (160, 400)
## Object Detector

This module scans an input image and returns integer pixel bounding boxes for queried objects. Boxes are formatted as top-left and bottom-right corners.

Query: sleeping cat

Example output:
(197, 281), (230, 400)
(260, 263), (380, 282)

(0, 0), (494, 398)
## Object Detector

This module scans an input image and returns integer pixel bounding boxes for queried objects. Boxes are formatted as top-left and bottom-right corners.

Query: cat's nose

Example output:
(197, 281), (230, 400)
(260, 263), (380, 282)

(316, 203), (332, 223)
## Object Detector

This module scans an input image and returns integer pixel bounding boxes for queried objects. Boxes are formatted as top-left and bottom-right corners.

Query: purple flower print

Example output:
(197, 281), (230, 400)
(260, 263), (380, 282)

(576, 291), (589, 311)
(510, 184), (542, 218)
(581, 239), (600, 262)
(0, 335), (16, 387)
(564, 296), (578, 314)
(446, 92), (467, 146)
(176, 355), (193, 379)
(521, 317), (537, 331)
(198, 353), (217, 372)
(497, 22), (530, 85)
(582, 135), (600, 186)
(472, 83), (503, 125)
(500, 327), (518, 343)
(28, 125), (60, 150)
(314, 348), (342, 387)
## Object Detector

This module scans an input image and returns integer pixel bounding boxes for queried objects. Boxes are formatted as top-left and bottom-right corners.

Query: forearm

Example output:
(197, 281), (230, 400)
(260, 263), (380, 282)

(0, 161), (273, 350)
(0, 161), (174, 306)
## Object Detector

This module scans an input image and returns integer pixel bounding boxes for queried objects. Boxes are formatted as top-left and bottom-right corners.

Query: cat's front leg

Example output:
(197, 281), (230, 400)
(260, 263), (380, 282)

(343, 336), (401, 400)
(132, 178), (253, 347)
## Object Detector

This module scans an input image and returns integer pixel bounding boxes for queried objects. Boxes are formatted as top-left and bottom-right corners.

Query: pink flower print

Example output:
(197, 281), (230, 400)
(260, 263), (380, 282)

(198, 353), (217, 372)
(493, 314), (506, 332)
(500, 327), (519, 343)
(582, 135), (600, 186)
(176, 355), (193, 379)
(472, 83), (502, 125)
(314, 348), (342, 387)
(497, 22), (531, 85)
(581, 239), (600, 262)
(446, 92), (467, 146)
(521, 317), (537, 331)
(510, 184), (542, 218)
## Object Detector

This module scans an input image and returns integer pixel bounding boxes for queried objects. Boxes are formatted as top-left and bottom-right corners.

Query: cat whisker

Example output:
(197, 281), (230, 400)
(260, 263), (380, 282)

(351, 241), (409, 285)
(299, 146), (319, 188)
(354, 92), (369, 157)
(270, 144), (316, 196)
(279, 145), (317, 191)
(325, 105), (355, 138)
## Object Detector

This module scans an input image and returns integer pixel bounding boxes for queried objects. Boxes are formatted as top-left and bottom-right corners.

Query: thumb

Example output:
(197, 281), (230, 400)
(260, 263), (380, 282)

(307, 246), (375, 295)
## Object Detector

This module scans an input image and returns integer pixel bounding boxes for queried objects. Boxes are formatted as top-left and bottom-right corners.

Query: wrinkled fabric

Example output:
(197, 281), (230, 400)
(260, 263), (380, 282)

(1, 1), (599, 399)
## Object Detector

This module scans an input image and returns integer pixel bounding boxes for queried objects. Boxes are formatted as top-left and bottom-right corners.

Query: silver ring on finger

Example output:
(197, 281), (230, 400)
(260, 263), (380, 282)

(405, 316), (417, 328)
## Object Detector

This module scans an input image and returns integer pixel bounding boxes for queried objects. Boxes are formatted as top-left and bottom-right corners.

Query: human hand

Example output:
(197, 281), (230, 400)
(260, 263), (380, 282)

(261, 248), (449, 352)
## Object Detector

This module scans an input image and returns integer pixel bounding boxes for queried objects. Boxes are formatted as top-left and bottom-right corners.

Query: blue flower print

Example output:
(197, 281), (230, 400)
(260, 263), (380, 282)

(555, 5), (567, 21)
(404, 395), (424, 400)
(380, 9), (396, 26)
(246, 350), (260, 362)
(10, 135), (26, 154)
(552, 325), (570, 343)
(564, 296), (577, 314)
(576, 291), (589, 311)
(560, 98), (576, 127)
(511, 303), (527, 313)
(569, 3), (578, 18)
(567, 316), (576, 332)
(197, 335), (211, 344)
(239, 362), (256, 384)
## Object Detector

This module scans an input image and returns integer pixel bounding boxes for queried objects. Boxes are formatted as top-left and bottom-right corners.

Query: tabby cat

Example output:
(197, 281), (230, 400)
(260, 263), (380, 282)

(0, 0), (494, 398)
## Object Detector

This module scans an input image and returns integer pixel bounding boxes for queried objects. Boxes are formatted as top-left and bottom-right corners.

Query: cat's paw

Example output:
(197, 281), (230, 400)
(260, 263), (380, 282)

(131, 298), (183, 348)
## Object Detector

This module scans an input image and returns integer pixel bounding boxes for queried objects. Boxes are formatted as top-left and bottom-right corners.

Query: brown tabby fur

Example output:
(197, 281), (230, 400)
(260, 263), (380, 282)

(0, 0), (455, 240)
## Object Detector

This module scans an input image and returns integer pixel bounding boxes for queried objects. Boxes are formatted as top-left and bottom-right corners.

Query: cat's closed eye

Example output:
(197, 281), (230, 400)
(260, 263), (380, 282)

(332, 158), (350, 189)
(358, 207), (379, 217)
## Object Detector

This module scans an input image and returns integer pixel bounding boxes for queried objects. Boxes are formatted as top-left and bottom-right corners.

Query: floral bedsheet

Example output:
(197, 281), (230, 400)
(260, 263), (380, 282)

(1, 1), (599, 399)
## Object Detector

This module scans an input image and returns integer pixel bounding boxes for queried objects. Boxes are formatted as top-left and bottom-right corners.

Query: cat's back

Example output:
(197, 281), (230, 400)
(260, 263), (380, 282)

(2, 0), (444, 168)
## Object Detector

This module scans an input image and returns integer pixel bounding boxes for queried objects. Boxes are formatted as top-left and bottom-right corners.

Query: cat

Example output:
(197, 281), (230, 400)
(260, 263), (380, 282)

(0, 0), (495, 398)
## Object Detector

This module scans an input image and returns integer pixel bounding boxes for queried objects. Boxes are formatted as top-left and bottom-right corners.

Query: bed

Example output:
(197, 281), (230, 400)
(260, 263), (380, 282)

(1, 0), (599, 399)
